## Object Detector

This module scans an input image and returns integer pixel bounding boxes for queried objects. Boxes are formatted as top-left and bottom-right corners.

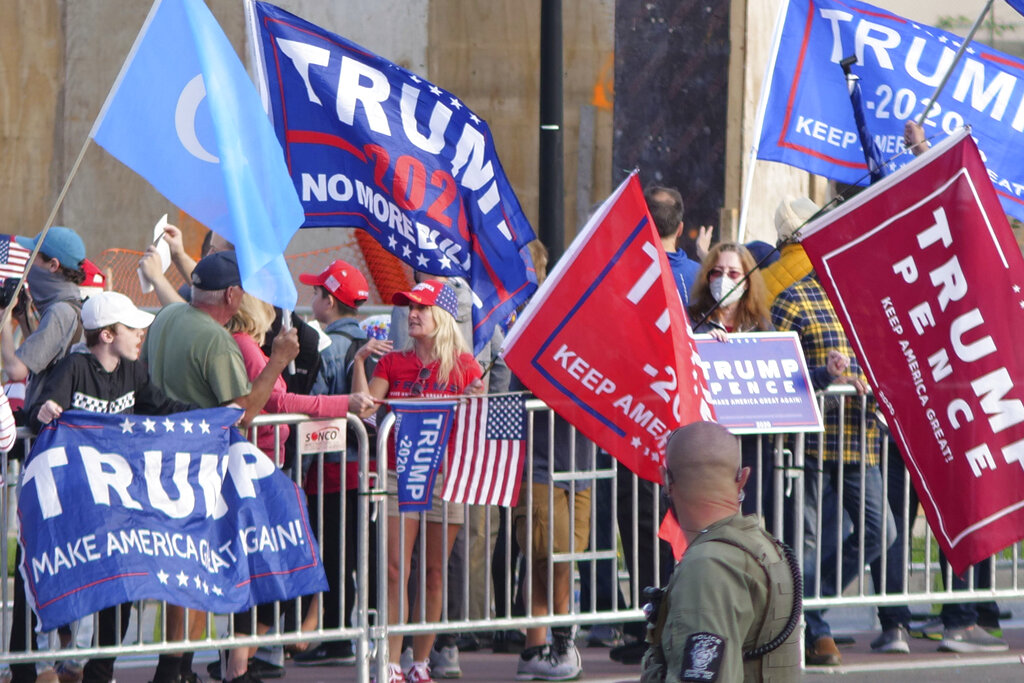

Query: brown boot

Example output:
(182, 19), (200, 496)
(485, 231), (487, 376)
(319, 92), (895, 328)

(805, 635), (842, 666)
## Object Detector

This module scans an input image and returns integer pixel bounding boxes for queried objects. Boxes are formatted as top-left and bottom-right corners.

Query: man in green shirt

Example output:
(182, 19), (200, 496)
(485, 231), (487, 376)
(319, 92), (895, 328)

(141, 250), (299, 683)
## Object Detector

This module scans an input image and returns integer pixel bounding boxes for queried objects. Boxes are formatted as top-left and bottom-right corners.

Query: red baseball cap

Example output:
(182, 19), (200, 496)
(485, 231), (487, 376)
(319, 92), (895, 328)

(391, 280), (459, 319)
(299, 260), (369, 308)
(81, 259), (106, 289)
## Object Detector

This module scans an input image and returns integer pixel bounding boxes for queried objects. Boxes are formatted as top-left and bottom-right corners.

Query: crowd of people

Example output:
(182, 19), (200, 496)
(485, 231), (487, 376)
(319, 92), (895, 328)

(0, 147), (1009, 683)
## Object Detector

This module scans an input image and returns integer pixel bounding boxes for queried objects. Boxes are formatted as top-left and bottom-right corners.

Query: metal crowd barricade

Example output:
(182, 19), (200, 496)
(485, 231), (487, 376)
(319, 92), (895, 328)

(1, 413), (376, 683)
(369, 399), (648, 680)
(799, 387), (1024, 618)
(6, 392), (1024, 679)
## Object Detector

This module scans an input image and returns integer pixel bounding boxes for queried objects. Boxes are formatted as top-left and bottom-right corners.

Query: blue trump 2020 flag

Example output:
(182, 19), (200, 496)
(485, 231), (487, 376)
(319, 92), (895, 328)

(391, 401), (458, 512)
(757, 0), (1024, 222)
(91, 0), (303, 310)
(18, 408), (327, 631)
(251, 1), (537, 353)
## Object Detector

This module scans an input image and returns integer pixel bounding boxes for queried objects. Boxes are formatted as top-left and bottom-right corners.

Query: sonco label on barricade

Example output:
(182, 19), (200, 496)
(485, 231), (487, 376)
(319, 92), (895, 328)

(297, 419), (347, 455)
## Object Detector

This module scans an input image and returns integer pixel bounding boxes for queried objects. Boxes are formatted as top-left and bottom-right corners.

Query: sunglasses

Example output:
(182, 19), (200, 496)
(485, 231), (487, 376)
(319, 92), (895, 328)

(708, 267), (743, 280)
(410, 366), (432, 397)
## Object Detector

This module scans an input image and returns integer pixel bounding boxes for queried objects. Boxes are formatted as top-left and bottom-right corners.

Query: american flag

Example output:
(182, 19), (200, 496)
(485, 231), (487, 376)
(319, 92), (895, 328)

(443, 394), (527, 507)
(0, 235), (30, 281)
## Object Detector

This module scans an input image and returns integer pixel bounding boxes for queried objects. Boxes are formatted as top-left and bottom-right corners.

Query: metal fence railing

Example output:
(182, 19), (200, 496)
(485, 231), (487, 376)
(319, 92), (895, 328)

(4, 390), (1024, 680)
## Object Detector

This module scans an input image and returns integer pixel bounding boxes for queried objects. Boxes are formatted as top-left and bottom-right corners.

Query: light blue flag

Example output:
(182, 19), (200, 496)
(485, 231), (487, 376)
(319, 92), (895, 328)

(92, 0), (302, 309)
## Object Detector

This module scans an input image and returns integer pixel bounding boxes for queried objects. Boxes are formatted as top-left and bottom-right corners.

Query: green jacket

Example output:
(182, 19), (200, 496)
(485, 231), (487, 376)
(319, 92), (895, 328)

(641, 514), (799, 683)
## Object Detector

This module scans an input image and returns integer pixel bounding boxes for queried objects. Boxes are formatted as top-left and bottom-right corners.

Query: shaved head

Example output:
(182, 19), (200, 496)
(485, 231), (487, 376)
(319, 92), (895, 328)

(665, 421), (742, 498)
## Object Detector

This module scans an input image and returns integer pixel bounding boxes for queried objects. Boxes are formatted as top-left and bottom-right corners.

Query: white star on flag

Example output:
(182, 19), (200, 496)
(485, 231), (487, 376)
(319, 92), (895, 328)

(157, 570), (169, 584)
(176, 571), (189, 586)
(416, 253), (429, 268)
(439, 254), (452, 270)
(120, 418), (135, 434)
(163, 418), (175, 432)
(631, 436), (642, 448)
(470, 113), (480, 125)
(212, 585), (223, 596)
(181, 419), (194, 434)
(202, 581), (210, 594)
(199, 420), (211, 434)
(388, 235), (398, 249)
(402, 244), (412, 258)
(194, 575), (202, 589)
(449, 97), (462, 110)
(429, 84), (442, 96)
(1014, 285), (1020, 294)
(410, 74), (421, 83)
(143, 418), (157, 433)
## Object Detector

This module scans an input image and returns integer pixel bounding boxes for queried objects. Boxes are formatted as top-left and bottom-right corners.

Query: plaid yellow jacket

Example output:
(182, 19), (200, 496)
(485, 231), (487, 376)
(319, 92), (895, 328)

(770, 274), (879, 466)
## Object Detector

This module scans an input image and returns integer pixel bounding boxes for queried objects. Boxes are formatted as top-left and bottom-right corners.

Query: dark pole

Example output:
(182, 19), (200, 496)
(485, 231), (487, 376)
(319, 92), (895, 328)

(539, 0), (564, 263)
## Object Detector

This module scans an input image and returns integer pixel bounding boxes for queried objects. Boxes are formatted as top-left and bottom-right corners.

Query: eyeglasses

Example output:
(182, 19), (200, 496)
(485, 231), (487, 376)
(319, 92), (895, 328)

(708, 267), (743, 281)
(410, 366), (432, 397)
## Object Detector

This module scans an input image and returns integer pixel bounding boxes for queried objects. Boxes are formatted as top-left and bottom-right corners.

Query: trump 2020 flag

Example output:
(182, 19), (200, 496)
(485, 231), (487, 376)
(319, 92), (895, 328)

(757, 0), (1024, 222)
(796, 129), (1024, 575)
(251, 1), (537, 353)
(17, 408), (327, 631)
(91, 0), (303, 310)
(443, 394), (527, 507)
(502, 173), (714, 483)
(391, 400), (458, 512)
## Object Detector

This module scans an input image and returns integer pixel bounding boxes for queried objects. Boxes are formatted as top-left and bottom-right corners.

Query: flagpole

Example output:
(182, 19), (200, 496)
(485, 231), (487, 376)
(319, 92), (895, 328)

(916, 0), (995, 125)
(242, 0), (271, 116)
(737, 0), (790, 243)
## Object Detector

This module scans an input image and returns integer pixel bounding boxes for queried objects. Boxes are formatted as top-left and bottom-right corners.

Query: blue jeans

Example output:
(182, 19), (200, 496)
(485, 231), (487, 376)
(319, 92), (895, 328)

(803, 460), (895, 641)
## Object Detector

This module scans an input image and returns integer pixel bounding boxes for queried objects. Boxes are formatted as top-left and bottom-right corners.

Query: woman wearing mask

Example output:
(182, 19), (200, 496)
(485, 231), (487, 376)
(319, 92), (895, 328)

(688, 242), (773, 338)
(688, 242), (775, 521)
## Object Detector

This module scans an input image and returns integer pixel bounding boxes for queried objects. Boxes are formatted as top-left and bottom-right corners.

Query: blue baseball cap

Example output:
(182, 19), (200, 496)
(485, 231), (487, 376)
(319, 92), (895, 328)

(191, 251), (241, 290)
(17, 227), (86, 268)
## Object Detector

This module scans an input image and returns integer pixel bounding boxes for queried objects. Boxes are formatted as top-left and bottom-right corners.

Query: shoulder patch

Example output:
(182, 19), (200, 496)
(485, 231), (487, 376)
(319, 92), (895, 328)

(679, 632), (725, 682)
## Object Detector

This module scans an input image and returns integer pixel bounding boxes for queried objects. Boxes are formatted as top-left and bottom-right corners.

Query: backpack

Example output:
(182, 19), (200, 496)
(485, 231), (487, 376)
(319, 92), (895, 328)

(325, 328), (375, 394)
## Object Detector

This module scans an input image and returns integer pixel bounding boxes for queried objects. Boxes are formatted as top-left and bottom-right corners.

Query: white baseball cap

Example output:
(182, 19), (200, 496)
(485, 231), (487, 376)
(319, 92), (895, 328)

(82, 292), (155, 330)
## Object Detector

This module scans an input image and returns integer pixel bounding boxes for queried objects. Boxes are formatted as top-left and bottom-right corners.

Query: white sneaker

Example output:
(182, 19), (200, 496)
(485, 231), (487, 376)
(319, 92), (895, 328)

(428, 645), (461, 679)
(515, 645), (581, 681)
(551, 637), (582, 678)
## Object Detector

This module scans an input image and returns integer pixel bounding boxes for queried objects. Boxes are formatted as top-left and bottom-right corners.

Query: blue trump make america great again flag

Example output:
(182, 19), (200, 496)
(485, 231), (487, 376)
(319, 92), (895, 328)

(251, 1), (537, 353)
(758, 0), (1024, 222)
(18, 409), (327, 631)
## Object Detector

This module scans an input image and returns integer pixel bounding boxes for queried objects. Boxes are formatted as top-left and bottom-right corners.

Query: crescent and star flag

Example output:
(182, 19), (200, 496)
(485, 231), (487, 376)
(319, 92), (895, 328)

(17, 408), (327, 631)
(443, 394), (527, 507)
(502, 172), (714, 483)
(796, 129), (1024, 575)
(758, 0), (1024, 222)
(250, 1), (537, 354)
(91, 0), (303, 310)
(391, 400), (458, 512)
(0, 234), (30, 281)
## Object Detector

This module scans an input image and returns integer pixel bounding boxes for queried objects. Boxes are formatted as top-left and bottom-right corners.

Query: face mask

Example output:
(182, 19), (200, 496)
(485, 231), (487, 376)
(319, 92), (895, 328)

(26, 264), (77, 311)
(710, 277), (746, 307)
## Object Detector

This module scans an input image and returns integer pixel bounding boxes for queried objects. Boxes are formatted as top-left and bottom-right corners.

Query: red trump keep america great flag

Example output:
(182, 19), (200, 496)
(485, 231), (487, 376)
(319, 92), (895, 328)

(501, 173), (713, 483)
